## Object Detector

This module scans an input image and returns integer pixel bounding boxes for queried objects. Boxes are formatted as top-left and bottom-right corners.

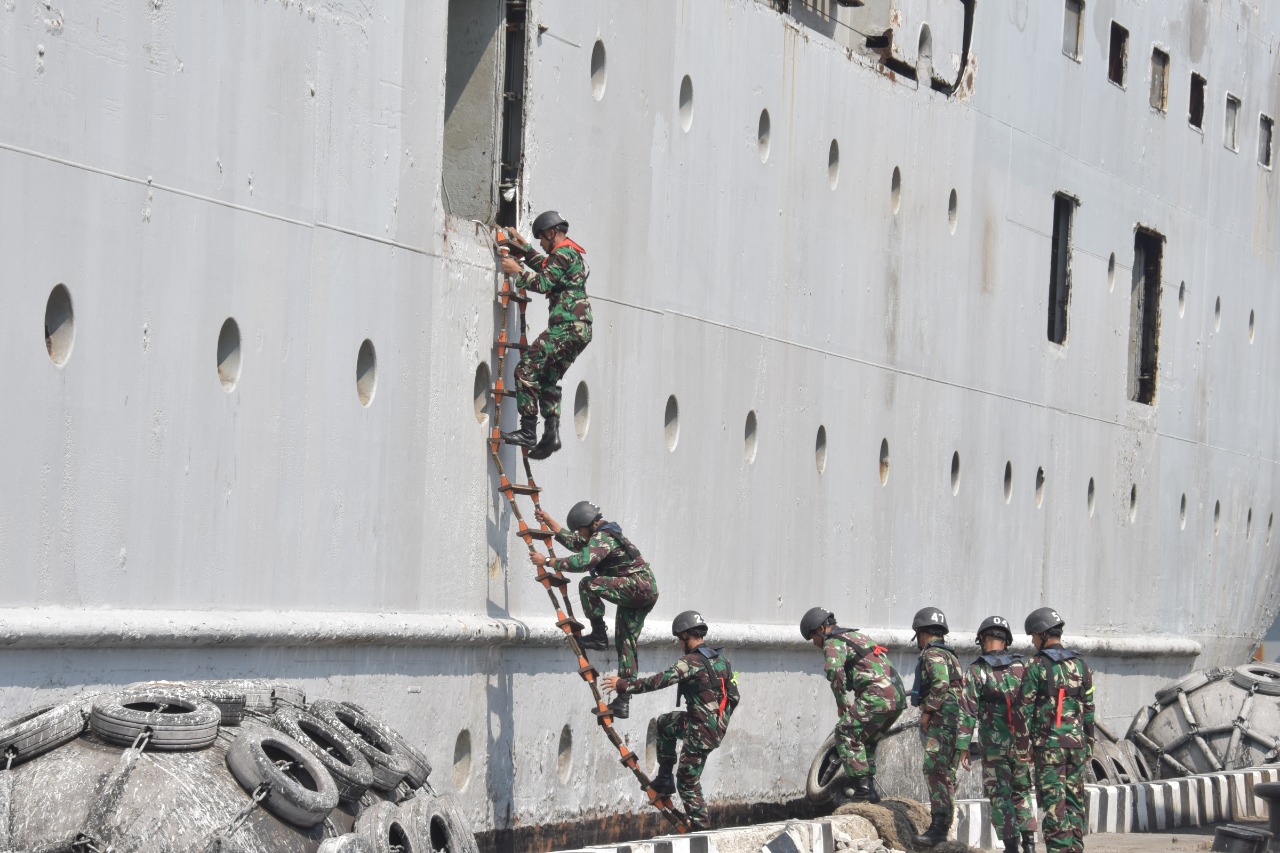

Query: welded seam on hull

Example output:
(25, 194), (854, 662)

(0, 608), (1202, 657)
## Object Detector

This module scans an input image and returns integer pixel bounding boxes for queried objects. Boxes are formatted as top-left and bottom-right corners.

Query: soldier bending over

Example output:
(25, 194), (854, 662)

(533, 500), (658, 718)
(603, 611), (739, 831)
(800, 607), (905, 804)
(498, 210), (591, 460)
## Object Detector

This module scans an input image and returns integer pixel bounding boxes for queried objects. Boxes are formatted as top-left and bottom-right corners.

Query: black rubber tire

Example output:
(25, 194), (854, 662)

(356, 801), (426, 853)
(225, 728), (338, 828)
(804, 731), (842, 804)
(344, 702), (432, 789)
(271, 707), (374, 803)
(318, 836), (375, 853)
(402, 792), (479, 853)
(310, 700), (412, 792)
(0, 701), (88, 766)
(90, 690), (220, 751)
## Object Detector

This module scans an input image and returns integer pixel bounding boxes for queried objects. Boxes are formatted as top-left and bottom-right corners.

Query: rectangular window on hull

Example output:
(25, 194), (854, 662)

(443, 0), (504, 221)
(1225, 94), (1241, 151)
(1109, 22), (1129, 87)
(1129, 229), (1164, 406)
(1063, 0), (1083, 60)
(1260, 115), (1274, 168)
(1189, 73), (1206, 129)
(1150, 48), (1169, 112)
(1047, 194), (1076, 345)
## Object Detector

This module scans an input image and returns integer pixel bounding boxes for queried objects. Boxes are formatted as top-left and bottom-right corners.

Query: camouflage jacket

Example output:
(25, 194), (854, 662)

(1016, 645), (1095, 756)
(553, 522), (649, 577)
(912, 640), (962, 717)
(956, 652), (1029, 758)
(822, 628), (906, 717)
(621, 645), (740, 750)
(518, 239), (592, 328)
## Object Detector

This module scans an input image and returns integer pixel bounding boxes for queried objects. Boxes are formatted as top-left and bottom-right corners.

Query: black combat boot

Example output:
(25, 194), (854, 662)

(651, 763), (676, 795)
(579, 617), (609, 650)
(501, 414), (538, 448)
(841, 775), (880, 804)
(608, 693), (630, 719)
(528, 416), (561, 459)
(1003, 835), (1020, 853)
(1021, 831), (1036, 853)
(911, 814), (950, 848)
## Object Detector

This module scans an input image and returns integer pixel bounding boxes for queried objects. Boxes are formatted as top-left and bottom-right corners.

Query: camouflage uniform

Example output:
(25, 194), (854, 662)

(913, 639), (963, 828)
(620, 645), (740, 830)
(553, 522), (657, 679)
(823, 628), (906, 780)
(513, 239), (592, 419)
(956, 652), (1037, 844)
(1016, 646), (1095, 853)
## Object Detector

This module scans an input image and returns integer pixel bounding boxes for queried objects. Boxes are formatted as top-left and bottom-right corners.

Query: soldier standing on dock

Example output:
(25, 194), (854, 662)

(602, 611), (740, 832)
(909, 606), (963, 848)
(498, 210), (591, 460)
(1018, 607), (1095, 853)
(532, 501), (658, 719)
(956, 615), (1037, 853)
(800, 607), (906, 804)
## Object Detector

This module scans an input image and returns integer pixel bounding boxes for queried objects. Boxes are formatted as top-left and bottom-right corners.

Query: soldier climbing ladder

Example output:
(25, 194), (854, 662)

(485, 233), (690, 833)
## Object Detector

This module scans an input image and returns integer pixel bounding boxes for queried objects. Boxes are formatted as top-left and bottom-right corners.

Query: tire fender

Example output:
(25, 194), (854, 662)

(0, 702), (87, 767)
(310, 700), (413, 792)
(225, 728), (339, 828)
(271, 707), (374, 803)
(401, 791), (480, 853)
(355, 801), (426, 853)
(89, 690), (220, 751)
(804, 731), (841, 804)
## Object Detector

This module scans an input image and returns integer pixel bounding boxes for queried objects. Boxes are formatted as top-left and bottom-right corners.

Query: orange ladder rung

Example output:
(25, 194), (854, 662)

(536, 570), (570, 588)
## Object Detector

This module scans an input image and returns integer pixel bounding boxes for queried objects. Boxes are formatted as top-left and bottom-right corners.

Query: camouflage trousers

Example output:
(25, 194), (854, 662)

(656, 709), (716, 831)
(981, 755), (1038, 840)
(836, 701), (903, 779)
(514, 322), (591, 419)
(579, 569), (658, 680)
(1034, 749), (1087, 852)
(920, 718), (961, 825)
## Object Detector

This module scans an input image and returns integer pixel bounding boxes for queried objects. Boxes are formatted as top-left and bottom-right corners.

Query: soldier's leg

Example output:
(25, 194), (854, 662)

(983, 756), (1016, 842)
(857, 704), (903, 777)
(834, 711), (872, 780)
(1062, 749), (1087, 852)
(578, 577), (607, 621)
(676, 746), (713, 831)
(654, 710), (686, 767)
(1011, 755), (1038, 835)
(1035, 760), (1071, 852)
(921, 717), (962, 824)
(514, 331), (555, 419)
(531, 325), (590, 419)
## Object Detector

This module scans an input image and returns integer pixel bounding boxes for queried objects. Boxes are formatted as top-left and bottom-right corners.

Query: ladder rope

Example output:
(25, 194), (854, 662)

(487, 242), (688, 832)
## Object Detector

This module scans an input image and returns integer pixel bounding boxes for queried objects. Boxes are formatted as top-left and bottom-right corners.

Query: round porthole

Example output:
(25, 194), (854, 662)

(44, 284), (75, 366)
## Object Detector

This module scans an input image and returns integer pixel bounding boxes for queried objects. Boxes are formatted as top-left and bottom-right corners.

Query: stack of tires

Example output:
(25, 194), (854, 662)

(0, 680), (477, 852)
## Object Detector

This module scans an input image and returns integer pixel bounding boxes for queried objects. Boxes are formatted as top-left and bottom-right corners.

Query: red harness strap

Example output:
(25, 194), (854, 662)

(1055, 686), (1065, 729)
(871, 645), (888, 656)
(718, 678), (728, 718)
(1004, 695), (1013, 726)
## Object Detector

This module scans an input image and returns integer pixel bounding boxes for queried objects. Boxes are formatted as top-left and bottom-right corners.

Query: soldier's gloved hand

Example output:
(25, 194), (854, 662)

(960, 752), (972, 771)
(500, 255), (522, 276)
